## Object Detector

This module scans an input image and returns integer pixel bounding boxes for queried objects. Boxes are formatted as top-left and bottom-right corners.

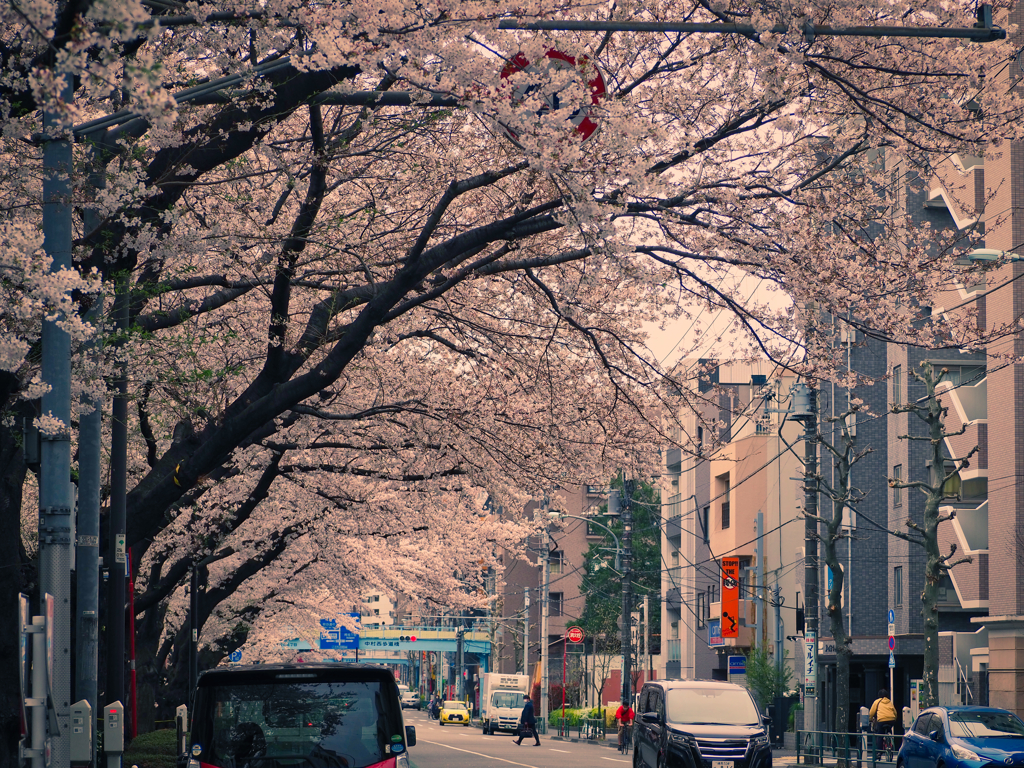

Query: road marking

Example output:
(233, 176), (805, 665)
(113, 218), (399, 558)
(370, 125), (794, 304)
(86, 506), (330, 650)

(601, 758), (630, 763)
(548, 748), (570, 752)
(419, 739), (540, 768)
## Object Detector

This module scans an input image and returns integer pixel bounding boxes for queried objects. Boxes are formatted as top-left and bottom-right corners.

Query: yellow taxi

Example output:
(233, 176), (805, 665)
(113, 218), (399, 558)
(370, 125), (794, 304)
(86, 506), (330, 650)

(439, 700), (470, 726)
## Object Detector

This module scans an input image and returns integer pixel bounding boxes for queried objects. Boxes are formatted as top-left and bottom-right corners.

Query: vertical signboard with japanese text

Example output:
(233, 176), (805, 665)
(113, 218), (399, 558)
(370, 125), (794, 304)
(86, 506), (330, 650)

(805, 630), (817, 696)
(721, 558), (740, 638)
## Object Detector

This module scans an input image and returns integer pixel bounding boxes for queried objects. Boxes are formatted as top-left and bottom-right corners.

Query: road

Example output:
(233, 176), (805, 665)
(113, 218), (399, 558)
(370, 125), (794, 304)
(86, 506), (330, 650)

(402, 710), (634, 768)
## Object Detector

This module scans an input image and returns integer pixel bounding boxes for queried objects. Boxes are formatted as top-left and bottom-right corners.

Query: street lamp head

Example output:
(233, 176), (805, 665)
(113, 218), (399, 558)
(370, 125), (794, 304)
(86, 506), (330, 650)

(547, 511), (561, 519)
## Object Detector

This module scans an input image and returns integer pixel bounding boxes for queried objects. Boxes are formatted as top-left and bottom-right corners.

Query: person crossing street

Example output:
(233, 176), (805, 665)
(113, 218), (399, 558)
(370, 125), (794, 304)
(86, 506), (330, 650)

(513, 694), (541, 746)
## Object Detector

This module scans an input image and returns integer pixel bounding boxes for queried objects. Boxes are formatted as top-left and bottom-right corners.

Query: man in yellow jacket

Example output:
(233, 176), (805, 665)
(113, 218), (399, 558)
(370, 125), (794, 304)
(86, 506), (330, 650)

(870, 689), (898, 733)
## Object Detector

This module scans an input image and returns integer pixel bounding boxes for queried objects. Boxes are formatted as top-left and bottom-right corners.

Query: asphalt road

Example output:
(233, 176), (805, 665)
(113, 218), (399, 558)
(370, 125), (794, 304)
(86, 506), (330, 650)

(403, 710), (633, 768)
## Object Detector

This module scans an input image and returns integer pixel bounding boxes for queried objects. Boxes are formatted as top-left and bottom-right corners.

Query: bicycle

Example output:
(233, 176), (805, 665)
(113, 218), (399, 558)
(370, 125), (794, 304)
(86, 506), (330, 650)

(618, 724), (633, 754)
(880, 732), (895, 762)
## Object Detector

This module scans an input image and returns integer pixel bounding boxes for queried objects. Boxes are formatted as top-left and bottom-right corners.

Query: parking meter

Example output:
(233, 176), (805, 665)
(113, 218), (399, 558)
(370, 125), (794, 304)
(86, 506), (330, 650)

(104, 701), (124, 768)
(859, 706), (870, 732)
(70, 700), (93, 767)
(902, 707), (912, 729)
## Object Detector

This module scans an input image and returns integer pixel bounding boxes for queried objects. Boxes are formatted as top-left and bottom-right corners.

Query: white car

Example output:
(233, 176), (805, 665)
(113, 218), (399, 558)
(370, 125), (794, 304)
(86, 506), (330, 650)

(397, 684), (420, 710)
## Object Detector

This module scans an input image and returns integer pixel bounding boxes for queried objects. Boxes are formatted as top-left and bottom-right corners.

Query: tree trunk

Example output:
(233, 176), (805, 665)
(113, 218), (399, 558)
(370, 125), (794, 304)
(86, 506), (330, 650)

(0, 394), (31, 768)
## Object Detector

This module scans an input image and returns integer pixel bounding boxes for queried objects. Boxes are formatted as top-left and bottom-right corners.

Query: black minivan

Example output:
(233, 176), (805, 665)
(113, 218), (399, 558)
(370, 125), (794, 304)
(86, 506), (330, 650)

(185, 662), (415, 768)
(633, 680), (772, 768)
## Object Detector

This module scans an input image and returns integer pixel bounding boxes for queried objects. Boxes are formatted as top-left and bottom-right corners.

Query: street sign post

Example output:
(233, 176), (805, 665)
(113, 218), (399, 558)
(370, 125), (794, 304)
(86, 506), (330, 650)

(566, 626), (585, 643)
(887, 609), (895, 696)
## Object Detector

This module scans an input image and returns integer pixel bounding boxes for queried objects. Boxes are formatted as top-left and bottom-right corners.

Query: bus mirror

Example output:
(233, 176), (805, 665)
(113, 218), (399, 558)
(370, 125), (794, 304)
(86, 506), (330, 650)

(406, 725), (416, 747)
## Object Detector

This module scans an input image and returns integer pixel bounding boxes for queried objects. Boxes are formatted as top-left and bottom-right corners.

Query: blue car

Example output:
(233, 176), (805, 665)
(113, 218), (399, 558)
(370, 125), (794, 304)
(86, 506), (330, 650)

(899, 706), (1024, 768)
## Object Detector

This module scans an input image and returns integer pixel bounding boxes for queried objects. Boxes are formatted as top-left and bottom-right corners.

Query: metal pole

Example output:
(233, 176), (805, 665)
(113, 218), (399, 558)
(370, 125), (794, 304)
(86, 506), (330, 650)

(105, 275), (129, 713)
(802, 388), (820, 732)
(31, 615), (46, 768)
(540, 527), (550, 730)
(39, 77), (75, 768)
(754, 513), (763, 646)
(524, 587), (530, 678)
(75, 300), (101, 768)
(621, 480), (634, 707)
(643, 595), (650, 685)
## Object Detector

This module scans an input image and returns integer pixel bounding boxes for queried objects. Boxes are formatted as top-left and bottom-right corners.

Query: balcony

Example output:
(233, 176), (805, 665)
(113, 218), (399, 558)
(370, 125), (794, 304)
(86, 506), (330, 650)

(666, 587), (682, 612)
(666, 514), (682, 541)
(667, 639), (681, 661)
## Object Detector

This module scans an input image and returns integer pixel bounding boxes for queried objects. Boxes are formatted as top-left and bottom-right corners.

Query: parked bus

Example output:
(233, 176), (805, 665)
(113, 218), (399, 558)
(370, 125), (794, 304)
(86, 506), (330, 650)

(182, 663), (415, 768)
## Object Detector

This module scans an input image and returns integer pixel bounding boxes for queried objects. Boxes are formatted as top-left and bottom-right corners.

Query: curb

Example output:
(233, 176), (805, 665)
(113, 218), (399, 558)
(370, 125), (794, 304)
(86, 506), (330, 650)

(548, 735), (622, 749)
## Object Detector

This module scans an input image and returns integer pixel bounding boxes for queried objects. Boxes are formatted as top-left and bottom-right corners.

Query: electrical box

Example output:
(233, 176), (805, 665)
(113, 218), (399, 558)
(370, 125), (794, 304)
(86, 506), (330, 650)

(176, 705), (188, 756)
(104, 701), (124, 753)
(70, 700), (93, 765)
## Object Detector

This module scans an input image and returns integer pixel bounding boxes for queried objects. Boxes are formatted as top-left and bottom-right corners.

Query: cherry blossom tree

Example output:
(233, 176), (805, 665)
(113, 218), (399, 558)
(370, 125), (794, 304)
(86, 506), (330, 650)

(3, 0), (1024, 752)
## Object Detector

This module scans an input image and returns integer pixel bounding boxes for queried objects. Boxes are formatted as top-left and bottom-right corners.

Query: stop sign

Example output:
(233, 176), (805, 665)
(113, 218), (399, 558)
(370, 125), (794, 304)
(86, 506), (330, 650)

(567, 626), (585, 643)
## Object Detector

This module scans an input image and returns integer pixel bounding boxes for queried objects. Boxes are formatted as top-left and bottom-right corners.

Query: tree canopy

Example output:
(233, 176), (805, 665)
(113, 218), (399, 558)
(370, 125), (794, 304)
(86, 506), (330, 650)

(3, 0), (1024, 746)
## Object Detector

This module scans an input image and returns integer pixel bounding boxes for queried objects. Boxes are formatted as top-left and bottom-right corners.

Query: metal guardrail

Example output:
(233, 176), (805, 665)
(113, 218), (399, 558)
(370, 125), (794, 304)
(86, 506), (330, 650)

(553, 717), (609, 741)
(796, 730), (903, 767)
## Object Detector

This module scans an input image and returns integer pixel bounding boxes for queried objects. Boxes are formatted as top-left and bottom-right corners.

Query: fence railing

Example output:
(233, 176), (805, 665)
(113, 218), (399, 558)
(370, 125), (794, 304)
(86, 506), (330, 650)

(553, 717), (608, 741)
(797, 730), (903, 767)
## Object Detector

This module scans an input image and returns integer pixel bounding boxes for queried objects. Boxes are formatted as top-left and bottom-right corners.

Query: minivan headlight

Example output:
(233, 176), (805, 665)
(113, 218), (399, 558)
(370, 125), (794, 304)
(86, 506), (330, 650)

(950, 743), (982, 762)
(751, 734), (770, 747)
(670, 731), (697, 747)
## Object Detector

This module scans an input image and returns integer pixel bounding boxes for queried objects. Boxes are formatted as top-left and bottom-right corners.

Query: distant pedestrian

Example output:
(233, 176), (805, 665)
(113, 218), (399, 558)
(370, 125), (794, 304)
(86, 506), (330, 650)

(869, 689), (897, 734)
(514, 695), (540, 746)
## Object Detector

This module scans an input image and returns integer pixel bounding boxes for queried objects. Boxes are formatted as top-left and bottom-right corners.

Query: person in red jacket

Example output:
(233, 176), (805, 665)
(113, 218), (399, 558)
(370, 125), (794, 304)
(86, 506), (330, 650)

(615, 702), (635, 752)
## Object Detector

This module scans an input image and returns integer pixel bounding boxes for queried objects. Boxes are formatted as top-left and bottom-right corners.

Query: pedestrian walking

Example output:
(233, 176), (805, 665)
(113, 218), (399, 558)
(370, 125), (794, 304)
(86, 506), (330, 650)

(514, 695), (541, 746)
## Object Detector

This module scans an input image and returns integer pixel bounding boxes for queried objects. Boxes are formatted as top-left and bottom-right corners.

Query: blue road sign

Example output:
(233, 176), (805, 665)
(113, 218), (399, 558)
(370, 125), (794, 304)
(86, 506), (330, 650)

(888, 609), (895, 624)
(888, 652), (896, 669)
(320, 613), (360, 650)
(229, 650), (242, 662)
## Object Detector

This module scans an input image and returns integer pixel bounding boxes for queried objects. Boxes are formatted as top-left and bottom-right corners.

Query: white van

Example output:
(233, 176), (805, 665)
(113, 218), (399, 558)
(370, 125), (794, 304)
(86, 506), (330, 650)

(397, 684), (420, 710)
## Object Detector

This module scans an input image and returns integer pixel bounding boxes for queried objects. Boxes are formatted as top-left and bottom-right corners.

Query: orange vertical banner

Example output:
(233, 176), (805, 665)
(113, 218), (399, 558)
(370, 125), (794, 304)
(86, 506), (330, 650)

(721, 557), (740, 638)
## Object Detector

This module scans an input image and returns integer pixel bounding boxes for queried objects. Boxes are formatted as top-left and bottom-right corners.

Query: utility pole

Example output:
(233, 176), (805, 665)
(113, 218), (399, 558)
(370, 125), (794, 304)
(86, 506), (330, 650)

(540, 525), (550, 731)
(618, 479), (634, 708)
(792, 383), (819, 731)
(524, 587), (530, 677)
(754, 513), (763, 646)
(643, 594), (650, 686)
(39, 77), (75, 768)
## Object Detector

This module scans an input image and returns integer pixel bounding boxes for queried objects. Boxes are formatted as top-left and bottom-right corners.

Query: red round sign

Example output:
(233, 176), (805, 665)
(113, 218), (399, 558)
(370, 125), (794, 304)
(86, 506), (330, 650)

(888, 635), (896, 651)
(566, 626), (585, 643)
(498, 49), (606, 143)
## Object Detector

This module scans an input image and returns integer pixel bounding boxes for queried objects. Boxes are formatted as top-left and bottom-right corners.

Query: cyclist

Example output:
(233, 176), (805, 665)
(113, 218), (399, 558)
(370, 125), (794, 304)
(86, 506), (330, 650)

(869, 689), (897, 735)
(615, 701), (635, 753)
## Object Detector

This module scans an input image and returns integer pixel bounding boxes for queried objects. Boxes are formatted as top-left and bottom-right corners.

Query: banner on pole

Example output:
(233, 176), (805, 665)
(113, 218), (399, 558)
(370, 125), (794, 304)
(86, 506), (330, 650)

(721, 558), (740, 638)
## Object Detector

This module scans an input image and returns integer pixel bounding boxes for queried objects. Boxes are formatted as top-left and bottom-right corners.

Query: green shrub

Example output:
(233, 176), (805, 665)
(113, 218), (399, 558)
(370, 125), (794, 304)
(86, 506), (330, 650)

(788, 702), (803, 733)
(125, 729), (180, 768)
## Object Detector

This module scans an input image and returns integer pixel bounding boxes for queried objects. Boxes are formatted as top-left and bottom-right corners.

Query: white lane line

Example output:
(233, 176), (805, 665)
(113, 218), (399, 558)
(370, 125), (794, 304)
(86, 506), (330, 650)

(548, 748), (570, 752)
(419, 739), (540, 768)
(601, 758), (630, 763)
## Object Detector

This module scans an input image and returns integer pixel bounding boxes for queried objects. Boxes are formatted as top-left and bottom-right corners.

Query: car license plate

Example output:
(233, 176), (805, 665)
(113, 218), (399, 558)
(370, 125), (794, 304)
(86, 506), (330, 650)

(712, 761), (734, 768)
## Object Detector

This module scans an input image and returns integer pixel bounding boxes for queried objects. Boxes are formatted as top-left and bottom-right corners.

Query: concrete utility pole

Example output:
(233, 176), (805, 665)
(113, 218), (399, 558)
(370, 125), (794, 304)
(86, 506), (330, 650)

(39, 79), (75, 768)
(792, 383), (820, 731)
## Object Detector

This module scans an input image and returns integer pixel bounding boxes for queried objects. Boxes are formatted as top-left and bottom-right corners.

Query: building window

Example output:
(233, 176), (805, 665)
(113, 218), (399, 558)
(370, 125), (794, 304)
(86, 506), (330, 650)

(892, 365), (902, 407)
(586, 518), (607, 536)
(893, 465), (902, 507)
(722, 501), (731, 530)
(549, 550), (563, 574)
(550, 592), (563, 617)
(894, 566), (903, 606)
(702, 506), (710, 543)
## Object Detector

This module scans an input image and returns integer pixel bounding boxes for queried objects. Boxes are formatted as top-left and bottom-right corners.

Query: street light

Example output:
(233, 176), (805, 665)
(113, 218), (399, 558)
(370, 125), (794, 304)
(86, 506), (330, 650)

(547, 511), (622, 570)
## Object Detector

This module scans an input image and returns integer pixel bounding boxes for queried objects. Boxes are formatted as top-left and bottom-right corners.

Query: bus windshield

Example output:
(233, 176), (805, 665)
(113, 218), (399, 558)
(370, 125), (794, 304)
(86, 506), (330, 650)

(190, 672), (405, 768)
